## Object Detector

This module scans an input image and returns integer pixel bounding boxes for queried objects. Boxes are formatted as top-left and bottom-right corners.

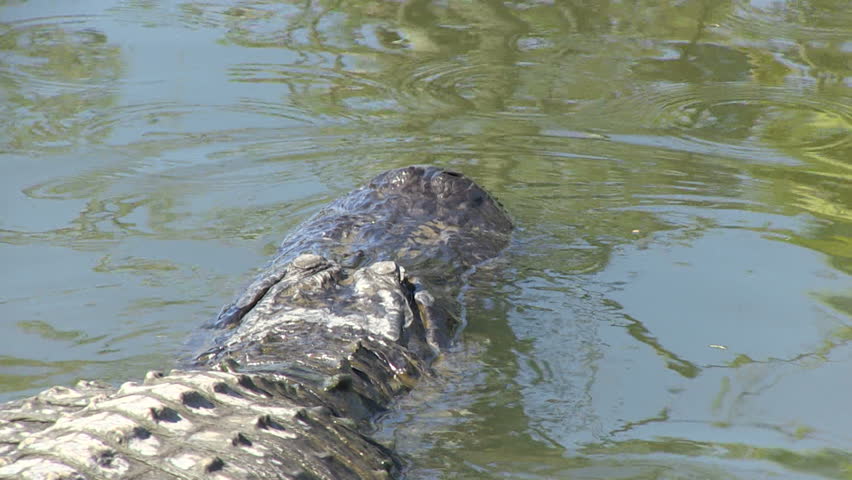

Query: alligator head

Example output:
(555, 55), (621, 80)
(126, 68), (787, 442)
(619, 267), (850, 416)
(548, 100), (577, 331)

(199, 165), (512, 369)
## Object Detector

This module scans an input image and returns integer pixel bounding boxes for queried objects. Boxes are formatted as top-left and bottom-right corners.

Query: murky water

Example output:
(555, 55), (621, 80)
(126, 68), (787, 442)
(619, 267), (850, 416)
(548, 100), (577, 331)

(2, 1), (850, 478)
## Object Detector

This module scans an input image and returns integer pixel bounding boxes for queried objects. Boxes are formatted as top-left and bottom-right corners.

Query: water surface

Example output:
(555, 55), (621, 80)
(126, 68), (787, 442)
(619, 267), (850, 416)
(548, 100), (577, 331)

(1, 1), (850, 478)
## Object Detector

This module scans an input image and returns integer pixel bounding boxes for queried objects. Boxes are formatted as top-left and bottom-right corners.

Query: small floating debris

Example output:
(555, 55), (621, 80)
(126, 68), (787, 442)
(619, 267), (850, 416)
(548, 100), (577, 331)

(709, 344), (728, 350)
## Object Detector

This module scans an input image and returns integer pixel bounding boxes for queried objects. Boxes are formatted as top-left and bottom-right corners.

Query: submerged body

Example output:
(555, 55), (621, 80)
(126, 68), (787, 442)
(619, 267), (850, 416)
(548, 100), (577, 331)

(0, 166), (512, 480)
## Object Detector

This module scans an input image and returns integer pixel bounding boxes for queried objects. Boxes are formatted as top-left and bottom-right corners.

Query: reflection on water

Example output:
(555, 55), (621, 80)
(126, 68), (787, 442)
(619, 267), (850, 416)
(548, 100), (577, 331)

(1, 0), (850, 478)
(0, 15), (122, 151)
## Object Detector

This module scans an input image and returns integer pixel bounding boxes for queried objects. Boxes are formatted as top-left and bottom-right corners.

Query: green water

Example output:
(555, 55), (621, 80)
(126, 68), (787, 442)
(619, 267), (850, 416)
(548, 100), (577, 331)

(1, 1), (850, 478)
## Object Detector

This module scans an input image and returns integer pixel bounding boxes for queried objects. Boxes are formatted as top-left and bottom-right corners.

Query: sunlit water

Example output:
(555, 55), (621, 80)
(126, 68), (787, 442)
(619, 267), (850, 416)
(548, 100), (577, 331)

(1, 1), (850, 478)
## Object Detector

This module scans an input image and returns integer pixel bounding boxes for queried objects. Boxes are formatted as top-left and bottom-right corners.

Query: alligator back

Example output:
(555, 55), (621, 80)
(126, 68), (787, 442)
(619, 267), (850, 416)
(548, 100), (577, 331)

(0, 166), (512, 480)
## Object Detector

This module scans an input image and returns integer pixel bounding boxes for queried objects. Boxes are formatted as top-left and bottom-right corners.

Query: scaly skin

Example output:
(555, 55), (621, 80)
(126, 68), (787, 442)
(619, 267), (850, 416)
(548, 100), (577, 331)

(0, 166), (512, 480)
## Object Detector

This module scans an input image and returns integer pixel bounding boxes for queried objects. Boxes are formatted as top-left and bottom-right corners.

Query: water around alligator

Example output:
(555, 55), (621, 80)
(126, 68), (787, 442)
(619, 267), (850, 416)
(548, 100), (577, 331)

(1, 1), (850, 478)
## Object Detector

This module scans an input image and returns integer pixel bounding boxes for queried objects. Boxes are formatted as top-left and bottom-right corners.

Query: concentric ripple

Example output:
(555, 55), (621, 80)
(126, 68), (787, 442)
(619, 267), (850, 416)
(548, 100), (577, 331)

(587, 82), (852, 163)
(0, 15), (120, 89)
(724, 0), (852, 42)
(228, 63), (401, 121)
(0, 15), (123, 152)
(228, 57), (510, 120)
(396, 59), (486, 110)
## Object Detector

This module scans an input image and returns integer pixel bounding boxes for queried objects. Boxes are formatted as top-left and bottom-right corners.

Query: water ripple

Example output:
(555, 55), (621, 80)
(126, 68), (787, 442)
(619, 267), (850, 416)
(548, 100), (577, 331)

(227, 98), (319, 124)
(397, 60), (481, 108)
(106, 1), (250, 30)
(587, 82), (852, 161)
(0, 15), (123, 152)
(228, 63), (398, 121)
(0, 15), (119, 89)
(80, 101), (203, 138)
(228, 58), (509, 120)
(724, 0), (852, 42)
(392, 57), (519, 115)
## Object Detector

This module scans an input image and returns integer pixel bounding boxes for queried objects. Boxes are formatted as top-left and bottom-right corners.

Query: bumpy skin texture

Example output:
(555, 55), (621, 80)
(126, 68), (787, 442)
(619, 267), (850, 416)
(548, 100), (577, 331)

(0, 166), (512, 480)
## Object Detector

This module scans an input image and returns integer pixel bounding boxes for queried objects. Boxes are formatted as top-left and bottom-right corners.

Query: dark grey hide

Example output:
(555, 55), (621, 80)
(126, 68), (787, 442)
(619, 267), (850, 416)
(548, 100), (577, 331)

(0, 165), (512, 480)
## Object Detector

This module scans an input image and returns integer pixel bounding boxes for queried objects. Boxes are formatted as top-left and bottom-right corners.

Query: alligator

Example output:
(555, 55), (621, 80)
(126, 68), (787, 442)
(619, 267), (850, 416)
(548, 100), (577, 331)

(0, 165), (513, 480)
